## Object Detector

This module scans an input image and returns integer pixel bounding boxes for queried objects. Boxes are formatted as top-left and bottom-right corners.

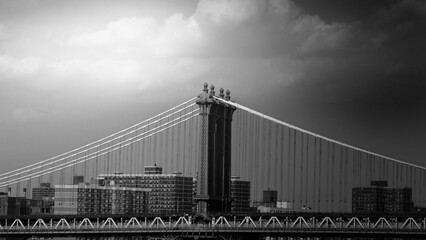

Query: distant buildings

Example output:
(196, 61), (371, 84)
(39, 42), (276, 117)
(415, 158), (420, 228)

(32, 182), (55, 200)
(256, 189), (296, 213)
(1, 165), (253, 216)
(32, 182), (54, 214)
(0, 196), (43, 216)
(54, 185), (149, 215)
(97, 166), (193, 214)
(73, 176), (85, 185)
(352, 181), (412, 214)
(230, 176), (250, 213)
(263, 189), (278, 207)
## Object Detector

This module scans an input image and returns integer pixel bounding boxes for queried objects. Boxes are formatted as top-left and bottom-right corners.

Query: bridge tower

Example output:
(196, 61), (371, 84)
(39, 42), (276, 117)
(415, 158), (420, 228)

(195, 83), (236, 215)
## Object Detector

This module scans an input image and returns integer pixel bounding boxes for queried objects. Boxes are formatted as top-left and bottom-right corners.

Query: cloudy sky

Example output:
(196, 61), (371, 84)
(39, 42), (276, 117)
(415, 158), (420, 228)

(0, 0), (425, 172)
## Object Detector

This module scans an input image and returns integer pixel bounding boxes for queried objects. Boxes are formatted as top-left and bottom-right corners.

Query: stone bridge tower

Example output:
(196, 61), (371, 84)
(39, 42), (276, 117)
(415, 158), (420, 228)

(195, 83), (236, 215)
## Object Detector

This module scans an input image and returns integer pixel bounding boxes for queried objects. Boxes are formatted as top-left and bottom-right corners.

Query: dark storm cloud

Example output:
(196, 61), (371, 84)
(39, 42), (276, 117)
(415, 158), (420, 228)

(293, 0), (426, 117)
(279, 0), (426, 163)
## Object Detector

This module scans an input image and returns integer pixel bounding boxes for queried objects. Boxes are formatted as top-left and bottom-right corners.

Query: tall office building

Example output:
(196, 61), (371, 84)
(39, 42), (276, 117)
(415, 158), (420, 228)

(97, 166), (193, 214)
(230, 176), (250, 213)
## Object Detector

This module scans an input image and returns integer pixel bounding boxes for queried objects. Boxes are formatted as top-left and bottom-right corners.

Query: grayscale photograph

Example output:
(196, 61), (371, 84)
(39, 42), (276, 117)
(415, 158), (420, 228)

(0, 0), (425, 239)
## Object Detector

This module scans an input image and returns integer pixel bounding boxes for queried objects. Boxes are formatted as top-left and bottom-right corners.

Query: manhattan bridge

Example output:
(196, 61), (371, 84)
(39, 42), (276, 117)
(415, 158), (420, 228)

(0, 83), (426, 239)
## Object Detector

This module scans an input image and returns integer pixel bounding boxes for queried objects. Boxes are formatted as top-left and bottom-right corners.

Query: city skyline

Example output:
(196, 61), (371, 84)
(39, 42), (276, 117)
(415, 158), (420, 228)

(1, 0), (425, 173)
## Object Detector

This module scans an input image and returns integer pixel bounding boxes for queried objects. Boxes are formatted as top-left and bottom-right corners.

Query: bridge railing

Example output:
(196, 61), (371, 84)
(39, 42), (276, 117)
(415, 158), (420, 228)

(1, 215), (426, 234)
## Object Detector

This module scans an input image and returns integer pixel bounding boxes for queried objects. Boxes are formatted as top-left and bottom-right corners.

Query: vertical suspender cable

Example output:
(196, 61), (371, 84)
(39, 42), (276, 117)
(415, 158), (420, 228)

(313, 137), (317, 211)
(176, 107), (181, 172)
(244, 110), (249, 180)
(171, 113), (176, 172)
(165, 114), (169, 172)
(188, 110), (193, 177)
(274, 123), (279, 199)
(300, 133), (304, 207)
(153, 114), (158, 168)
(248, 111), (254, 203)
(305, 134), (309, 208)
(268, 121), (273, 190)
(280, 124), (284, 201)
(287, 127), (291, 204)
(339, 145), (343, 212)
(183, 106), (187, 176)
(318, 138), (322, 212)
(326, 141), (330, 212)
(262, 116), (267, 190)
(352, 150), (356, 199)
(292, 129), (297, 210)
(267, 121), (272, 189)
(420, 169), (426, 207)
(344, 147), (348, 211)
(331, 142), (335, 212)
(255, 115), (260, 202)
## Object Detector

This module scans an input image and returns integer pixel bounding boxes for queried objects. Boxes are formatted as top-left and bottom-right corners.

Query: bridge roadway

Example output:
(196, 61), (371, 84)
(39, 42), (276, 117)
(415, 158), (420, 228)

(1, 214), (426, 239)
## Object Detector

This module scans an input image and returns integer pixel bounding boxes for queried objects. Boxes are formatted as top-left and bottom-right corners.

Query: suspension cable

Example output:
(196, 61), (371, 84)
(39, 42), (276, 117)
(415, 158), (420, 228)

(0, 113), (199, 188)
(0, 111), (198, 187)
(0, 98), (196, 178)
(0, 102), (197, 181)
(215, 97), (426, 171)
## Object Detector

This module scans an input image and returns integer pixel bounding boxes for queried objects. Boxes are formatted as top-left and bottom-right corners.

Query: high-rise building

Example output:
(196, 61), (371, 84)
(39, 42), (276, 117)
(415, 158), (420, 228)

(352, 181), (412, 214)
(230, 176), (250, 213)
(32, 182), (55, 200)
(352, 187), (385, 213)
(54, 185), (149, 215)
(73, 175), (85, 185)
(97, 166), (193, 214)
(144, 164), (163, 174)
(32, 182), (55, 214)
(384, 188), (412, 213)
(263, 189), (278, 207)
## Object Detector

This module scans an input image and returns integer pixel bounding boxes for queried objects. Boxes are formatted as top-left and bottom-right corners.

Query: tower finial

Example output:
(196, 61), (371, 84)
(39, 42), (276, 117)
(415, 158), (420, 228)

(203, 83), (208, 93)
(210, 85), (215, 97)
(219, 88), (225, 98)
(225, 90), (231, 100)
